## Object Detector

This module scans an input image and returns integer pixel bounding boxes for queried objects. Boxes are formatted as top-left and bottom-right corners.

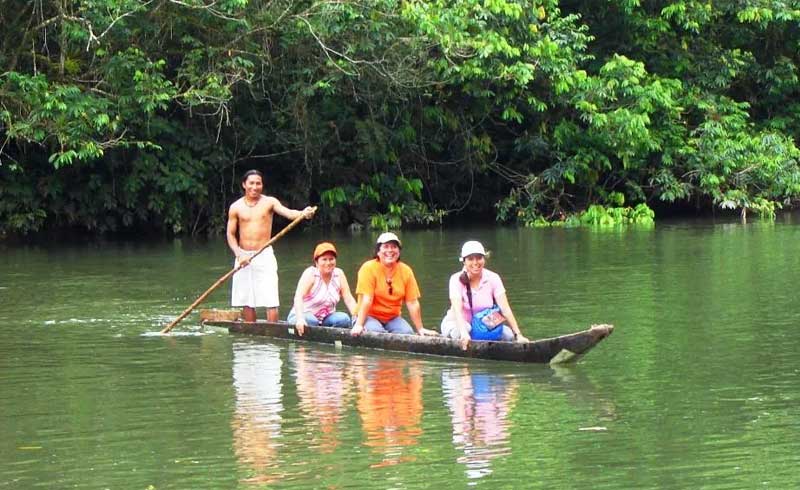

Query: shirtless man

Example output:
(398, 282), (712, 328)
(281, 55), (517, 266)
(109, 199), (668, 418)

(227, 169), (315, 322)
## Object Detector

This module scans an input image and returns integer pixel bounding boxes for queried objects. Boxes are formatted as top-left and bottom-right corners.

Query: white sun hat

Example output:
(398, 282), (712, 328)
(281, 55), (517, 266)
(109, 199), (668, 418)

(376, 232), (402, 247)
(460, 240), (487, 261)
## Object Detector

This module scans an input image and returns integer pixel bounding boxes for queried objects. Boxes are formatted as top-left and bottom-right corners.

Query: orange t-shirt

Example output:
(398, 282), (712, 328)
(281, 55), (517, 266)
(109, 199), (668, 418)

(356, 259), (421, 323)
(357, 360), (423, 456)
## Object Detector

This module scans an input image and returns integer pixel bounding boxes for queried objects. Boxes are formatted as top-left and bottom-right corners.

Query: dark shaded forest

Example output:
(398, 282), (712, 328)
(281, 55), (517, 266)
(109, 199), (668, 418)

(2, 0), (799, 238)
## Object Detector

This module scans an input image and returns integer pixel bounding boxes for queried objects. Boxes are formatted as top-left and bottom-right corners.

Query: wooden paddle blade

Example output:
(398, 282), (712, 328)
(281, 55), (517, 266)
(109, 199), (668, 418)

(199, 309), (242, 322)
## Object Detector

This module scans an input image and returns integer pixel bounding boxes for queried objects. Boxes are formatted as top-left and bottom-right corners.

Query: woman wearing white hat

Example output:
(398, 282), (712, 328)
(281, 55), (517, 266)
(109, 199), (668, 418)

(350, 232), (439, 337)
(441, 240), (529, 349)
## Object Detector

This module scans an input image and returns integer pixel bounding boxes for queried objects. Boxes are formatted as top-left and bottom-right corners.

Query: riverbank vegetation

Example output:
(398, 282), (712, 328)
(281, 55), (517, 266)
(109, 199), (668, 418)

(2, 0), (800, 237)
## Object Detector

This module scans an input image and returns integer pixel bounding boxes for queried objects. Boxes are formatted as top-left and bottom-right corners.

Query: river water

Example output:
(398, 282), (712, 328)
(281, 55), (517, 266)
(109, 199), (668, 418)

(1, 219), (799, 489)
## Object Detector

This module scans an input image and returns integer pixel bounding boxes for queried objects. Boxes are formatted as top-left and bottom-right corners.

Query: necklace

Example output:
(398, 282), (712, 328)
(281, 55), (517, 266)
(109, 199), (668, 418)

(244, 195), (261, 208)
(384, 267), (395, 295)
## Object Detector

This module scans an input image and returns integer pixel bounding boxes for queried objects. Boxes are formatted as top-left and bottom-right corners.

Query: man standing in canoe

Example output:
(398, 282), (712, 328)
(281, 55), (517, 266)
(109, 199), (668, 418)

(227, 169), (315, 322)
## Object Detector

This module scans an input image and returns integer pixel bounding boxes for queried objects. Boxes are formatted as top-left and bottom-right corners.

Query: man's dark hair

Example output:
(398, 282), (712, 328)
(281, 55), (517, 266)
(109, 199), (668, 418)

(241, 169), (264, 184)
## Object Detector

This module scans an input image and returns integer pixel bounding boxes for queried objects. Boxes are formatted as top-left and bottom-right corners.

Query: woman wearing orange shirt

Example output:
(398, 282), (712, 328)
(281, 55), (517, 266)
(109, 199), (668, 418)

(350, 232), (438, 336)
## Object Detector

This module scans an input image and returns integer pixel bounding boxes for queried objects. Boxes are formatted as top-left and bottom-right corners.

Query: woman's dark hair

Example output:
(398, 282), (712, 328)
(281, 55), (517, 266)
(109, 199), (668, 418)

(241, 169), (263, 184)
(460, 271), (473, 310)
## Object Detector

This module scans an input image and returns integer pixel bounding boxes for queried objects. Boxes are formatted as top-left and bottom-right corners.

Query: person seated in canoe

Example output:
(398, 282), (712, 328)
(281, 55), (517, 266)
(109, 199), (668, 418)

(288, 242), (358, 336)
(440, 241), (529, 349)
(350, 232), (438, 337)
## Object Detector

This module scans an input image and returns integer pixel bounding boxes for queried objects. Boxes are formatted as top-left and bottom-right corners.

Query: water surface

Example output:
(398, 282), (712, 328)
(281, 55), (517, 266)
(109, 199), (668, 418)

(1, 220), (799, 489)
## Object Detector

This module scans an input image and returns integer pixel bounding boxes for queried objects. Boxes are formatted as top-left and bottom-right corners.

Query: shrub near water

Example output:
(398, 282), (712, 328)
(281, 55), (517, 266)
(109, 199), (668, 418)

(527, 191), (656, 228)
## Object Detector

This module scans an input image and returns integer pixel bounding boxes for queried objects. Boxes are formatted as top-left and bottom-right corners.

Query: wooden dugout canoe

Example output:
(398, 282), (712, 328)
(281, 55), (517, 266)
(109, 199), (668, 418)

(200, 313), (613, 364)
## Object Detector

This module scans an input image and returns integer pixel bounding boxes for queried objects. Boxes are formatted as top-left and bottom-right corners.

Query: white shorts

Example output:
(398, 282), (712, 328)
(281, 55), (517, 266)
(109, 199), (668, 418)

(231, 247), (279, 308)
(440, 308), (460, 339)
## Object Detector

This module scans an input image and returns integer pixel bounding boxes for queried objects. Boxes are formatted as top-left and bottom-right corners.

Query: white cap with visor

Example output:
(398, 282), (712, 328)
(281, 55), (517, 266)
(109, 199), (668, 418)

(460, 240), (487, 261)
(376, 232), (402, 247)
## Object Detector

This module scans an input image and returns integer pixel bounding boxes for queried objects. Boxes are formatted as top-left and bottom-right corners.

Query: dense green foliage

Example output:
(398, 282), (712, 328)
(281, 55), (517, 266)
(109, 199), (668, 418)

(2, 0), (799, 237)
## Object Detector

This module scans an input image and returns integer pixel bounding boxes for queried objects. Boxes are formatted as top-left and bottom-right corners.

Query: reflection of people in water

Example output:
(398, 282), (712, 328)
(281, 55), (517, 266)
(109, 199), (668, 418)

(231, 343), (286, 484)
(355, 358), (424, 468)
(441, 368), (519, 479)
(290, 346), (353, 452)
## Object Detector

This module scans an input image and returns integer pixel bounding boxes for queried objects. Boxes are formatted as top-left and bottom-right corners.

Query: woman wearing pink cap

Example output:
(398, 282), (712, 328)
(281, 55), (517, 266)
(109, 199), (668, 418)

(440, 240), (529, 349)
(288, 242), (357, 336)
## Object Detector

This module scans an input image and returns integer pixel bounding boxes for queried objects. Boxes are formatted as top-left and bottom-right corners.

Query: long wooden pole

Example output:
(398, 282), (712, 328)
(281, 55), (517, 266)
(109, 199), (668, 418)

(160, 207), (316, 334)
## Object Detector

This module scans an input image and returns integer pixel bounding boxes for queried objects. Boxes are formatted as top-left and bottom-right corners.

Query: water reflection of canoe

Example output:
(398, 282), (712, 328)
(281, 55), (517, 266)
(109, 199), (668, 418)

(202, 317), (613, 364)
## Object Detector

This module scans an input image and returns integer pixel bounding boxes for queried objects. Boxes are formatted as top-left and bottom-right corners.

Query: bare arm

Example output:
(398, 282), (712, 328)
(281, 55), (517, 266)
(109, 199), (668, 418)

(449, 293), (472, 349)
(495, 292), (528, 342)
(406, 299), (424, 331)
(406, 299), (438, 336)
(350, 293), (372, 336)
(226, 204), (249, 266)
(292, 268), (315, 336)
(270, 197), (316, 221)
(339, 273), (358, 316)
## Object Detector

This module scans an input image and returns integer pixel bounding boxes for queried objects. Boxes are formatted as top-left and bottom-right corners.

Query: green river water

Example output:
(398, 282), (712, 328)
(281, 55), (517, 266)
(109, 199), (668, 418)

(1, 220), (799, 489)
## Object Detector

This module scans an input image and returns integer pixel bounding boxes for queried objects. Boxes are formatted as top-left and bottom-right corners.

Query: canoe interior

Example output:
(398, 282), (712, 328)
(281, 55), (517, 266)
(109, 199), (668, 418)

(201, 318), (614, 364)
